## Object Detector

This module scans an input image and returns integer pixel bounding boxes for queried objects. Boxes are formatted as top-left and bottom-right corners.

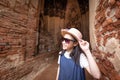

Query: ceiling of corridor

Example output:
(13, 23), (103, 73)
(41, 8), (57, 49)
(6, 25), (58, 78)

(44, 0), (89, 17)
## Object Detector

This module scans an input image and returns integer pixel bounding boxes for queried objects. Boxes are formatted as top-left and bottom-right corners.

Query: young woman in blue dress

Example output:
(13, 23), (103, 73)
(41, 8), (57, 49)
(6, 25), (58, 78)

(56, 28), (101, 80)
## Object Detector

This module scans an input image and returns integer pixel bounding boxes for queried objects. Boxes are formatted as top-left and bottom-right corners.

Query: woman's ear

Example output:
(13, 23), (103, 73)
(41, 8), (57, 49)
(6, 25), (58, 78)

(73, 42), (78, 47)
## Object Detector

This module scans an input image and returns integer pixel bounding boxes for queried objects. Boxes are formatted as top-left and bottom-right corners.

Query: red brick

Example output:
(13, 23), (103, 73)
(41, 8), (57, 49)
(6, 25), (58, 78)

(115, 7), (120, 19)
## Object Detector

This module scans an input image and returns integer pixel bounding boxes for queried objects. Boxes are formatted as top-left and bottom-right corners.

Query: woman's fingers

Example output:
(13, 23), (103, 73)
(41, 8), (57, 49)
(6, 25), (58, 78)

(79, 40), (87, 46)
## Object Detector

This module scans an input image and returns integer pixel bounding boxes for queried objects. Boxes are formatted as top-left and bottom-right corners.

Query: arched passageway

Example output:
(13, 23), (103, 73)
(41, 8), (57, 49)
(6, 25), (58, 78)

(36, 0), (89, 55)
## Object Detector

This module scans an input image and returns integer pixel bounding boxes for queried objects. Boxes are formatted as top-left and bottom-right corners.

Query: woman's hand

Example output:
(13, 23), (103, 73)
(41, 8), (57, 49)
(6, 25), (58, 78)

(78, 40), (90, 53)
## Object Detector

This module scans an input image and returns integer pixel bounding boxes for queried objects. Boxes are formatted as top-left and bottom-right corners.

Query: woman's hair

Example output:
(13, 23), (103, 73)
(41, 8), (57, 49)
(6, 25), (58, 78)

(70, 45), (84, 65)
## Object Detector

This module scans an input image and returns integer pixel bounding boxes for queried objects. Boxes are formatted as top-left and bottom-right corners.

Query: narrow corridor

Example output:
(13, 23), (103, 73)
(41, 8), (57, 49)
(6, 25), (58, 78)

(0, 0), (120, 80)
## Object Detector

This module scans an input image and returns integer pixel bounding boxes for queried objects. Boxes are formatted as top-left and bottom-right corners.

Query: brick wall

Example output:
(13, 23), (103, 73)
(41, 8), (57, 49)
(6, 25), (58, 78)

(0, 0), (39, 79)
(94, 0), (120, 79)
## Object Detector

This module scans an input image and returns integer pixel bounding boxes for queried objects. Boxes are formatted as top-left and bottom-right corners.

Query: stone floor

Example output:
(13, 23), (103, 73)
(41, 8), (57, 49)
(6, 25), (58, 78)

(33, 58), (58, 80)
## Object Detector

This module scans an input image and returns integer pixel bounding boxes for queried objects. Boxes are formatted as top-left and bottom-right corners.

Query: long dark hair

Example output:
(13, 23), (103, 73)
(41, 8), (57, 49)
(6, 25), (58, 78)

(70, 45), (84, 65)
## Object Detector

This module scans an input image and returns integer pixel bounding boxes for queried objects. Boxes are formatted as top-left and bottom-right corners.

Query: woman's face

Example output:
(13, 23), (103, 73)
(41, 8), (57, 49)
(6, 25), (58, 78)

(62, 34), (77, 51)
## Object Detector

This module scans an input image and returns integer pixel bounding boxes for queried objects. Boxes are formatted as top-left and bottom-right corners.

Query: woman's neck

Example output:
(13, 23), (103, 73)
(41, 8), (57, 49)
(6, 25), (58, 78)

(66, 49), (73, 54)
(64, 49), (73, 58)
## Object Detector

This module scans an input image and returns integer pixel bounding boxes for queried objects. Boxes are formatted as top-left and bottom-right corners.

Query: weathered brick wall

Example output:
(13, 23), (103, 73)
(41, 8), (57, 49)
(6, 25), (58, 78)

(0, 0), (39, 79)
(94, 0), (120, 79)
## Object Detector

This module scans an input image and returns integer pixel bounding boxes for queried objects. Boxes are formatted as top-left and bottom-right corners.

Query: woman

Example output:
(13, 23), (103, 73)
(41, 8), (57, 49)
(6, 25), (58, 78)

(56, 28), (101, 80)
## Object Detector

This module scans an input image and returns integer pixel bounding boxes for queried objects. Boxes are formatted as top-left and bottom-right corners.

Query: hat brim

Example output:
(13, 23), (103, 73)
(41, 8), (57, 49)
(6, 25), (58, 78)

(61, 29), (80, 41)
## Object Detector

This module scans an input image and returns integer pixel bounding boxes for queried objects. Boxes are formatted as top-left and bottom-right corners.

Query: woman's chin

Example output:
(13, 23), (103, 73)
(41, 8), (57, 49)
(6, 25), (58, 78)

(62, 47), (67, 50)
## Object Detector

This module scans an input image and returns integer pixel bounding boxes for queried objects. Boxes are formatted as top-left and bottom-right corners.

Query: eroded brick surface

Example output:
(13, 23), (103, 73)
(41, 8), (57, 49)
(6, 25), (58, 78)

(94, 0), (120, 79)
(0, 0), (58, 79)
(0, 0), (56, 79)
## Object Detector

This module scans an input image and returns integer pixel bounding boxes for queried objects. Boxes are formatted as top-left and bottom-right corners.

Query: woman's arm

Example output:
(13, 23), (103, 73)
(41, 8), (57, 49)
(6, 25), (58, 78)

(84, 50), (101, 79)
(79, 40), (101, 79)
(56, 66), (60, 80)
(56, 52), (61, 80)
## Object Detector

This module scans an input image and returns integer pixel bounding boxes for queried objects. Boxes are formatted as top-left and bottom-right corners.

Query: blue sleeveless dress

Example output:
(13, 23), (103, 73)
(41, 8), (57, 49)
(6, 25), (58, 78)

(58, 54), (86, 80)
